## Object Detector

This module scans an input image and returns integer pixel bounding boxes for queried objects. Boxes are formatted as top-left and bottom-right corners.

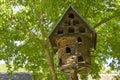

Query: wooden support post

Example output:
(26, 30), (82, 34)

(67, 68), (78, 80)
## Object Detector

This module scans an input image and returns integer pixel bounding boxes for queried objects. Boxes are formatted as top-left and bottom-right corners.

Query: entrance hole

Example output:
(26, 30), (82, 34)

(77, 37), (82, 43)
(79, 27), (85, 33)
(57, 29), (63, 34)
(66, 47), (71, 53)
(68, 27), (75, 33)
(69, 13), (74, 19)
(78, 56), (84, 62)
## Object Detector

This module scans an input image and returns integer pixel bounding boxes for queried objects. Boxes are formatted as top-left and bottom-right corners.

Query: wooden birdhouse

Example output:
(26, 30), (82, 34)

(49, 6), (97, 73)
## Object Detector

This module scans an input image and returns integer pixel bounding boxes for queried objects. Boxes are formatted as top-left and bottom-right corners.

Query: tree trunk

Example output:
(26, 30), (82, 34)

(45, 49), (57, 80)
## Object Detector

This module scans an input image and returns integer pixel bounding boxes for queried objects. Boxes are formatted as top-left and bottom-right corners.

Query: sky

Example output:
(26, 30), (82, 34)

(0, 60), (5, 64)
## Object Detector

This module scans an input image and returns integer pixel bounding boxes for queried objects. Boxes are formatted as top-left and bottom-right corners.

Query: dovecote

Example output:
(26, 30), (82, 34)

(49, 6), (97, 73)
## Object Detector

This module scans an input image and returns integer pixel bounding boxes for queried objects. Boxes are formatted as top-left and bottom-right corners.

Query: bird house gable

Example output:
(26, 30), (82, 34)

(49, 6), (96, 52)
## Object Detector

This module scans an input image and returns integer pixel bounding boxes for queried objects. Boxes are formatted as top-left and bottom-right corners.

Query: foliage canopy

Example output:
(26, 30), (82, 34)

(0, 0), (120, 80)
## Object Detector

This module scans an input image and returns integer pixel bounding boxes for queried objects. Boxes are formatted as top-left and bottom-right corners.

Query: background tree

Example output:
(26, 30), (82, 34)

(0, 0), (120, 80)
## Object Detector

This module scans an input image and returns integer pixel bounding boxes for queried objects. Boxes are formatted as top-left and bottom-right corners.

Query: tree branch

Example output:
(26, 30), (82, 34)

(32, 2), (57, 80)
(25, 28), (38, 39)
(45, 48), (57, 80)
(39, 24), (57, 80)
(93, 16), (115, 28)
(25, 27), (57, 80)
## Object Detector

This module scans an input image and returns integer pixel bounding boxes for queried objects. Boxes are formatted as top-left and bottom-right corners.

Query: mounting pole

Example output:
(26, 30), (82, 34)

(67, 68), (78, 80)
